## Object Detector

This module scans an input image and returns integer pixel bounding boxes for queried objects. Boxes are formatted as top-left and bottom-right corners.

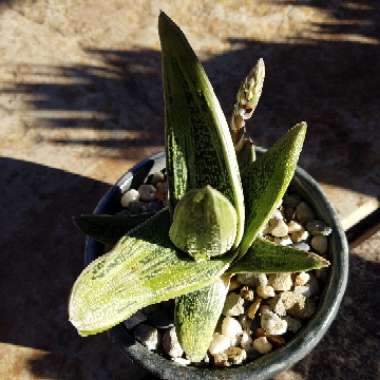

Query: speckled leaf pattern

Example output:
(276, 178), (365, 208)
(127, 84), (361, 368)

(159, 12), (244, 362)
(237, 123), (307, 258)
(74, 211), (156, 245)
(229, 237), (330, 274)
(69, 209), (231, 336)
(159, 12), (244, 246)
(174, 276), (229, 362)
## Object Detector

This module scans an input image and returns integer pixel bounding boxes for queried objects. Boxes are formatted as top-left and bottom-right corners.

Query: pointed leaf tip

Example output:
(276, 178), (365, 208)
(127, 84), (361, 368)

(237, 121), (307, 258)
(230, 238), (330, 274)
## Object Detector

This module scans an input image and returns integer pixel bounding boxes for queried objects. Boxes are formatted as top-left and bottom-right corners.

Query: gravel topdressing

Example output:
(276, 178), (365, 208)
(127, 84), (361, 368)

(118, 170), (332, 368)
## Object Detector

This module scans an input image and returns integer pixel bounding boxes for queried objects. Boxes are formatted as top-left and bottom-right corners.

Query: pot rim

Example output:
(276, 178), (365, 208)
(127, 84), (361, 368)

(84, 150), (349, 380)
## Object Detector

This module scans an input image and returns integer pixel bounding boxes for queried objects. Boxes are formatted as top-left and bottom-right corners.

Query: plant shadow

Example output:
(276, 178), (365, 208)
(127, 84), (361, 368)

(0, 157), (149, 379)
(2, 6), (380, 193)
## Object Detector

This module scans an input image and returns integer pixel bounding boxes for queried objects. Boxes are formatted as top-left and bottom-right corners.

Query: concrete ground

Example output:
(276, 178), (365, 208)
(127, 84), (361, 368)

(0, 0), (379, 379)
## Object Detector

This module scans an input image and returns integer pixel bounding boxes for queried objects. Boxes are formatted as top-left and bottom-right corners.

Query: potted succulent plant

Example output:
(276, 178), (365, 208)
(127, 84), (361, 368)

(69, 12), (348, 380)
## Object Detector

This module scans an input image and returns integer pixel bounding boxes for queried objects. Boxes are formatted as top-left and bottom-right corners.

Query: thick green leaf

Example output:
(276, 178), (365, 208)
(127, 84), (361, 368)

(159, 12), (245, 362)
(175, 276), (229, 362)
(74, 211), (156, 245)
(229, 238), (330, 274)
(237, 122), (307, 258)
(169, 186), (237, 261)
(159, 12), (244, 247)
(69, 209), (231, 336)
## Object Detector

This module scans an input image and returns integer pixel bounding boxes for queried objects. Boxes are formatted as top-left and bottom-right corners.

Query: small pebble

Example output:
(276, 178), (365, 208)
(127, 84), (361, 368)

(290, 229), (309, 243)
(306, 220), (332, 236)
(172, 357), (191, 366)
(253, 337), (273, 354)
(293, 285), (313, 298)
(272, 236), (293, 246)
(213, 352), (230, 367)
(221, 317), (243, 339)
(294, 272), (310, 286)
(255, 327), (266, 338)
(223, 293), (245, 317)
(268, 218), (289, 237)
(246, 297), (262, 319)
(162, 327), (184, 358)
(209, 333), (231, 355)
(287, 220), (303, 233)
(149, 172), (165, 185)
(121, 189), (140, 208)
(236, 273), (256, 287)
(270, 209), (283, 220)
(229, 276), (241, 291)
(268, 296), (287, 317)
(226, 346), (247, 365)
(256, 285), (275, 299)
(240, 286), (254, 301)
(293, 277), (320, 298)
(259, 305), (271, 315)
(236, 272), (267, 287)
(123, 311), (147, 329)
(239, 315), (252, 333)
(261, 310), (288, 335)
(240, 331), (253, 349)
(284, 316), (302, 333)
(278, 291), (305, 311)
(268, 273), (293, 291)
(295, 202), (315, 224)
(229, 334), (241, 347)
(293, 242), (310, 251)
(311, 235), (328, 254)
(281, 292), (317, 319)
(267, 335), (286, 347)
(155, 181), (168, 202)
(283, 194), (301, 208)
(256, 273), (269, 287)
(134, 324), (159, 351)
(138, 184), (157, 201)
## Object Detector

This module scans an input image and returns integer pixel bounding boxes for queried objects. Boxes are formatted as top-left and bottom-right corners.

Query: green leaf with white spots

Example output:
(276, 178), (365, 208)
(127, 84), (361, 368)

(237, 122), (307, 259)
(69, 209), (231, 337)
(175, 276), (229, 362)
(229, 238), (330, 274)
(159, 12), (244, 247)
(159, 12), (245, 362)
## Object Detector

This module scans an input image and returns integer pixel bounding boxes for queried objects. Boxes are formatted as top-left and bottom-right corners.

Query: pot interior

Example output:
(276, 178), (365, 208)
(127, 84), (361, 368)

(84, 151), (348, 380)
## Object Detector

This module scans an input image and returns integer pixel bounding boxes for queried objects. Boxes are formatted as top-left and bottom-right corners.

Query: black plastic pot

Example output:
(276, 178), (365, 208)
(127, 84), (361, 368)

(84, 151), (349, 380)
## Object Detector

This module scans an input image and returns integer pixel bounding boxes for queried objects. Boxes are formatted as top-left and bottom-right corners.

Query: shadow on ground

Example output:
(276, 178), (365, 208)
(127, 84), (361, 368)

(0, 157), (148, 379)
(2, 1), (380, 196)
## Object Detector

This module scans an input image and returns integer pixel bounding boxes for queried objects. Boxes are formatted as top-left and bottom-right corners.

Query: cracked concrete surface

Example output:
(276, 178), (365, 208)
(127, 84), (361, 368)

(0, 0), (379, 379)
